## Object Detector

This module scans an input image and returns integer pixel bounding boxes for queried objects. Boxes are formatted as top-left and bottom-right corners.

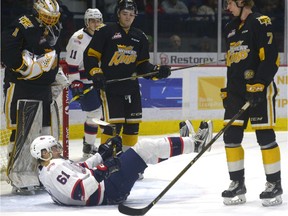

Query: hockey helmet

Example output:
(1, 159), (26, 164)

(116, 0), (138, 15)
(30, 135), (62, 161)
(33, 0), (61, 26)
(223, 0), (254, 9)
(84, 8), (103, 27)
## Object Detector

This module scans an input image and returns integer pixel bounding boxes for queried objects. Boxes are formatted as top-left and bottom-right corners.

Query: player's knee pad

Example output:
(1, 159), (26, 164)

(256, 129), (276, 147)
(223, 126), (244, 144)
(85, 108), (102, 125)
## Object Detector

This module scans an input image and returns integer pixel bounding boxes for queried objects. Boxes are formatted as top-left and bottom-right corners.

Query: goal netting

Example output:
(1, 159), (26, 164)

(0, 61), (70, 181)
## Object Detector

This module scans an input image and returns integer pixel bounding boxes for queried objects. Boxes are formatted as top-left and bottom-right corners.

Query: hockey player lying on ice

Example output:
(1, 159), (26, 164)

(30, 120), (212, 206)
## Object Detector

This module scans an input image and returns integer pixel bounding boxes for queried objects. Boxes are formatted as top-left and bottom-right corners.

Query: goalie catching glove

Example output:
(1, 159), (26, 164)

(14, 49), (57, 80)
(245, 80), (266, 107)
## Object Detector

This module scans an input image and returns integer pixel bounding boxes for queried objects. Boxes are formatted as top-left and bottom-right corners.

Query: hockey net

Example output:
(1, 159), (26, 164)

(0, 61), (69, 181)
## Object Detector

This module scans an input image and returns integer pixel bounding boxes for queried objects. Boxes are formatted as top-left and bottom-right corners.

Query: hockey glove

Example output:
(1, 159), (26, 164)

(93, 156), (121, 182)
(245, 80), (266, 107)
(90, 68), (106, 90)
(70, 80), (84, 100)
(220, 88), (228, 109)
(98, 135), (123, 161)
(152, 65), (171, 79)
(98, 141), (114, 161)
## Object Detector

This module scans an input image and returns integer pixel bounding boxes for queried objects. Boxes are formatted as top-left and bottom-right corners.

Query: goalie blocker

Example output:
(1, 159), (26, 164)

(7, 100), (43, 191)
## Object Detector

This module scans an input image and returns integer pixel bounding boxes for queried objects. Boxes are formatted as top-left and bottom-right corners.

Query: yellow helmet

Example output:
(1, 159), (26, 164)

(33, 0), (61, 26)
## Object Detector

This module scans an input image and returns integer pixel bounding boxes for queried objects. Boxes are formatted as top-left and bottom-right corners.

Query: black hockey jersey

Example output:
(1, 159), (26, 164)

(84, 23), (154, 95)
(224, 12), (280, 95)
(1, 14), (60, 86)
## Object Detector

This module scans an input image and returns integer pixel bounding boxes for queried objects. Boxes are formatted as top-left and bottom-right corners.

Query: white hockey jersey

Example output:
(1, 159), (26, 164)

(65, 28), (93, 84)
(39, 153), (105, 206)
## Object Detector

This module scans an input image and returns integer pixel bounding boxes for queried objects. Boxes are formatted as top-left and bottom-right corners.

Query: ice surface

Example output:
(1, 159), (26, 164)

(1, 132), (287, 216)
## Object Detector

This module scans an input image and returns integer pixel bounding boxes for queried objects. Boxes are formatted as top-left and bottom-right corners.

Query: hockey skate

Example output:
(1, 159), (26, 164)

(82, 137), (97, 158)
(179, 120), (193, 137)
(222, 178), (247, 205)
(260, 180), (283, 207)
(179, 120), (213, 152)
(194, 120), (213, 152)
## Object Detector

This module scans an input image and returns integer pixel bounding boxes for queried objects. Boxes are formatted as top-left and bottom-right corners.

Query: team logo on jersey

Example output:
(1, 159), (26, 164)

(112, 32), (122, 39)
(227, 29), (236, 38)
(19, 15), (34, 29)
(226, 40), (250, 66)
(244, 69), (255, 80)
(257, 16), (272, 26)
(77, 34), (84, 40)
(109, 45), (137, 66)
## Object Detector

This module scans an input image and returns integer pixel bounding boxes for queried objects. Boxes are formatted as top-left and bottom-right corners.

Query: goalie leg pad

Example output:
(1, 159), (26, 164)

(7, 99), (42, 189)
(51, 67), (69, 100)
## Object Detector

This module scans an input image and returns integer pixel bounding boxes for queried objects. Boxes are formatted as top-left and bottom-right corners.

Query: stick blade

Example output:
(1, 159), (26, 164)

(91, 118), (111, 126)
(118, 203), (153, 216)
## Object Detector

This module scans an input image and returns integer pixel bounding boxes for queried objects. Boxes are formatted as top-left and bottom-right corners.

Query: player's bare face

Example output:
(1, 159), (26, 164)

(41, 149), (51, 160)
(88, 19), (102, 34)
(41, 145), (62, 160)
(51, 145), (62, 158)
(226, 0), (242, 16)
(118, 9), (136, 29)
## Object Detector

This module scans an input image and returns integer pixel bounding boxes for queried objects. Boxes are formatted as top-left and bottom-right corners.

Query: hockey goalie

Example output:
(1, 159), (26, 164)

(1, 0), (69, 194)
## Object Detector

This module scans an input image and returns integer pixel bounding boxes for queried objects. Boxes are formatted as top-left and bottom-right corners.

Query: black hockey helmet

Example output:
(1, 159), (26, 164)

(116, 0), (138, 15)
(223, 0), (254, 9)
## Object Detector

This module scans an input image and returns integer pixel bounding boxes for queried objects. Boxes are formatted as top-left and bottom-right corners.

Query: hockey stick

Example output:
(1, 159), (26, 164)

(69, 86), (94, 103)
(107, 59), (225, 84)
(118, 101), (250, 216)
(92, 118), (113, 126)
(69, 59), (225, 102)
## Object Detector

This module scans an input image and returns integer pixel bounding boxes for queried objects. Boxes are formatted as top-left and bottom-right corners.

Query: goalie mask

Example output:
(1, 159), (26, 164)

(84, 8), (103, 27)
(30, 135), (62, 161)
(33, 0), (61, 26)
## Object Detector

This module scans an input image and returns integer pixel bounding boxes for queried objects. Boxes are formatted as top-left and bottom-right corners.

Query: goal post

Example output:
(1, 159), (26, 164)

(60, 60), (69, 159)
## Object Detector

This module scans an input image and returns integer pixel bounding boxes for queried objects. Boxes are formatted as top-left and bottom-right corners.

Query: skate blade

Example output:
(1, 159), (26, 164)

(223, 194), (246, 205)
(262, 195), (282, 207)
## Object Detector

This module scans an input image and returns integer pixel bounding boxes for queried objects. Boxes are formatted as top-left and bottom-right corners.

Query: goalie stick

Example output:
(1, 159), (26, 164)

(118, 101), (250, 216)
